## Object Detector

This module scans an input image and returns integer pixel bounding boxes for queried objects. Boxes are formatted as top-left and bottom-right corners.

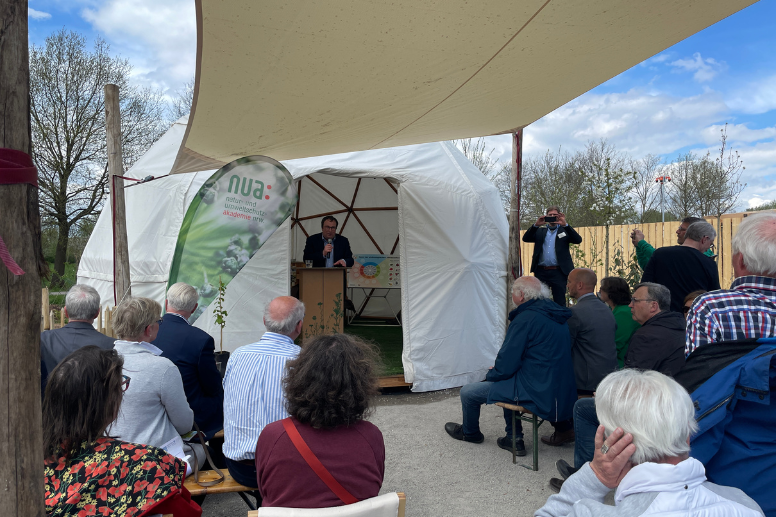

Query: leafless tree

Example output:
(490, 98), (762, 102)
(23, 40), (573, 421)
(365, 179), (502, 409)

(169, 77), (195, 122)
(631, 154), (662, 222)
(667, 153), (699, 220)
(30, 29), (167, 284)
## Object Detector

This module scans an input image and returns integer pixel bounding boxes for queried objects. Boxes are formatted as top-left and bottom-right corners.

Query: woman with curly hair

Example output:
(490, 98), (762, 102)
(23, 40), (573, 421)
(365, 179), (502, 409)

(598, 277), (641, 369)
(43, 346), (200, 517)
(255, 334), (385, 508)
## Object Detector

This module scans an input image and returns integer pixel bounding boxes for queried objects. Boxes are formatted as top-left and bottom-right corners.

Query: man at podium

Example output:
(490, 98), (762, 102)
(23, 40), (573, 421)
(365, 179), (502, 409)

(303, 216), (354, 268)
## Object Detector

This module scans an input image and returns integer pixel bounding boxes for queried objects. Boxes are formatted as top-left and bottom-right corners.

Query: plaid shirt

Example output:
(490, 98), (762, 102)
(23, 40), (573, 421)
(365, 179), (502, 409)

(686, 275), (776, 356)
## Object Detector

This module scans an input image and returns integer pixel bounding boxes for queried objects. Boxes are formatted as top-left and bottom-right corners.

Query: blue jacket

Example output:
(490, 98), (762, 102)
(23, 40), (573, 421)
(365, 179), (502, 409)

(485, 299), (577, 422)
(683, 338), (776, 517)
(152, 313), (224, 437)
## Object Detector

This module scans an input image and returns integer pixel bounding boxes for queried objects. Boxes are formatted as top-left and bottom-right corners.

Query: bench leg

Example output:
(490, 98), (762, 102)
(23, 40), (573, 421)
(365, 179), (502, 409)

(531, 413), (539, 471)
(238, 491), (258, 511)
(510, 410), (517, 464)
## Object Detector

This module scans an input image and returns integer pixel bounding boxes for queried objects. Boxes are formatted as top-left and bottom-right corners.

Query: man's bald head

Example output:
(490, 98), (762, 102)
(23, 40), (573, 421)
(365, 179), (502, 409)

(567, 268), (597, 299)
(263, 296), (305, 338)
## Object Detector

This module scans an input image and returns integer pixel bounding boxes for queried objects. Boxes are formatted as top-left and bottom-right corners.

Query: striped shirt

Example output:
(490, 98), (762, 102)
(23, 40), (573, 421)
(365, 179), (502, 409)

(222, 332), (301, 461)
(686, 275), (776, 356)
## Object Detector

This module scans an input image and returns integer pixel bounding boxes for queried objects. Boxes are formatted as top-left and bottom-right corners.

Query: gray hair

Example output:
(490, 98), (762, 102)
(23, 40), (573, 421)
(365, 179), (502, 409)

(166, 282), (198, 312)
(731, 212), (776, 277)
(681, 216), (704, 226)
(545, 205), (560, 214)
(263, 297), (305, 335)
(65, 284), (102, 320)
(634, 282), (670, 312)
(685, 221), (716, 243)
(596, 369), (698, 465)
(511, 276), (550, 301)
(113, 297), (162, 340)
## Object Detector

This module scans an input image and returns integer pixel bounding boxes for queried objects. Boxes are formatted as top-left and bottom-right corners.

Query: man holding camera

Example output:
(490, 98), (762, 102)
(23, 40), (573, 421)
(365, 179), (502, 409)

(522, 206), (583, 306)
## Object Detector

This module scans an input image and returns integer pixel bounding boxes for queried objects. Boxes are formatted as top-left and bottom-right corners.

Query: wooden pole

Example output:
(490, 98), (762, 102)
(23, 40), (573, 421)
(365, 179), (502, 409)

(104, 84), (131, 305)
(42, 288), (50, 330)
(506, 130), (523, 313)
(0, 0), (45, 514)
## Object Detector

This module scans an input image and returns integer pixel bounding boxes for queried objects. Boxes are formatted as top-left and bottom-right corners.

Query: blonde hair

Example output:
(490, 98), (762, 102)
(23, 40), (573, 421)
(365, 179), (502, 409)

(113, 297), (162, 340)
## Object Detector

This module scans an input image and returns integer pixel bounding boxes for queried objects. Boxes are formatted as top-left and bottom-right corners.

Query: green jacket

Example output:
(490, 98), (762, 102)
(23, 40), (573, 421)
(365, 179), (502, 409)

(635, 240), (715, 270)
(612, 304), (640, 369)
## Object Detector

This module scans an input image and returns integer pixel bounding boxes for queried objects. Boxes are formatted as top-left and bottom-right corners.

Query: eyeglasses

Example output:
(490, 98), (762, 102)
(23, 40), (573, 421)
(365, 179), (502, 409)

(677, 226), (687, 232)
(121, 375), (131, 392)
(631, 297), (656, 304)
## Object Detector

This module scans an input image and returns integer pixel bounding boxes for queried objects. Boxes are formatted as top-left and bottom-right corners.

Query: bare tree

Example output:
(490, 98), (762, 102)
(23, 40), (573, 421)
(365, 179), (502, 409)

(169, 77), (195, 122)
(631, 154), (662, 222)
(30, 29), (167, 285)
(451, 137), (499, 177)
(521, 147), (589, 227)
(667, 152), (699, 220)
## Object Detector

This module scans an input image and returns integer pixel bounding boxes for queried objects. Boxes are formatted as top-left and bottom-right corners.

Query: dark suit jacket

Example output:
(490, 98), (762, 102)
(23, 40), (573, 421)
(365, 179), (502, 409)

(522, 224), (582, 276)
(152, 313), (224, 436)
(302, 233), (354, 268)
(40, 322), (116, 386)
(567, 295), (617, 391)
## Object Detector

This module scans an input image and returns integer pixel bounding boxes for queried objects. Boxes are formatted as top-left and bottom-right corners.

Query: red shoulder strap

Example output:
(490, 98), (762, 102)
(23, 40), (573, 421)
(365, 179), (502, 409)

(281, 418), (358, 505)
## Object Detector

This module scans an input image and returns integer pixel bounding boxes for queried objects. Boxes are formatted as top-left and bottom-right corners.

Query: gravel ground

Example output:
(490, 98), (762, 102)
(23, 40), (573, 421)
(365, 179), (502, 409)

(200, 388), (575, 517)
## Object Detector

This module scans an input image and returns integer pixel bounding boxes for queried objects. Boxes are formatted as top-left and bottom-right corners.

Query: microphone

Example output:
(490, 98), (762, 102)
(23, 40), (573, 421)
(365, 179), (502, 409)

(326, 238), (332, 259)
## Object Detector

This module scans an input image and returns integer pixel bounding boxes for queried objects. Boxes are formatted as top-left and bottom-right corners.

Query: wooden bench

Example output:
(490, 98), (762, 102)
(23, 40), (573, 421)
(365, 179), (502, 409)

(247, 492), (406, 516)
(494, 403), (545, 471)
(184, 470), (259, 510)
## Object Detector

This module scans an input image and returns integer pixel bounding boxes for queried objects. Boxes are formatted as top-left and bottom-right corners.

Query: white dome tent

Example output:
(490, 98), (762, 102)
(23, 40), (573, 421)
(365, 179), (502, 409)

(78, 118), (508, 391)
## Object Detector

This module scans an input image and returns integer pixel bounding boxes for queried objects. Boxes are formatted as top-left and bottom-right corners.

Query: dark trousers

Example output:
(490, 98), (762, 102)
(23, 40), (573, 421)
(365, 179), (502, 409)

(533, 268), (568, 306)
(225, 457), (262, 507)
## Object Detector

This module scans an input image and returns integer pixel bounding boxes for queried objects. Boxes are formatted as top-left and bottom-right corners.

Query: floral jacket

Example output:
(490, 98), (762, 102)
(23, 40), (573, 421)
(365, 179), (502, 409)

(44, 437), (186, 517)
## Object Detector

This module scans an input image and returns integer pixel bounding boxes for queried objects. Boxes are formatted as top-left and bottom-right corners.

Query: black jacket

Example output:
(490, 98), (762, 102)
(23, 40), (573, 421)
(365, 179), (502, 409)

(522, 224), (582, 276)
(302, 233), (354, 267)
(40, 322), (116, 387)
(152, 313), (224, 437)
(624, 310), (686, 376)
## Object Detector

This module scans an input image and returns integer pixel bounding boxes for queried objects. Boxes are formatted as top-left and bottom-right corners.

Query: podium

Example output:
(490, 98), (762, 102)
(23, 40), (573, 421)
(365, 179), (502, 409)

(296, 267), (346, 339)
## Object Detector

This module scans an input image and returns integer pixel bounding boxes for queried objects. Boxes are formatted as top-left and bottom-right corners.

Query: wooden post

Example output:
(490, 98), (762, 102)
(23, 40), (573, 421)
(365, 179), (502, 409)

(104, 84), (131, 305)
(0, 0), (45, 514)
(506, 130), (523, 313)
(42, 287), (50, 330)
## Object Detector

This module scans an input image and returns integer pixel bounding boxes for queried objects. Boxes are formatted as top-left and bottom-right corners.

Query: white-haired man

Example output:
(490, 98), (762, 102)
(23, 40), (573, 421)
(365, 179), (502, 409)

(536, 369), (764, 517)
(152, 282), (224, 439)
(222, 296), (305, 493)
(687, 211), (776, 355)
(642, 221), (721, 312)
(40, 284), (115, 387)
(444, 276), (577, 456)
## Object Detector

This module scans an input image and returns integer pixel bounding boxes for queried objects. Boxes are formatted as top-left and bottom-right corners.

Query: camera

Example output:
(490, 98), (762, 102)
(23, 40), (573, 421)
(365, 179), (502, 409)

(544, 216), (557, 223)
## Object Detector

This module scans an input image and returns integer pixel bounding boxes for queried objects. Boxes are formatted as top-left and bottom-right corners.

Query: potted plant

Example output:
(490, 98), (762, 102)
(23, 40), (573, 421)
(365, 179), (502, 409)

(213, 276), (230, 376)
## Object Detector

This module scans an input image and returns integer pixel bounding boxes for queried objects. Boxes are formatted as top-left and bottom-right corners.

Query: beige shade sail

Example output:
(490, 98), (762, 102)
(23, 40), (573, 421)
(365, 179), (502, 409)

(172, 0), (756, 174)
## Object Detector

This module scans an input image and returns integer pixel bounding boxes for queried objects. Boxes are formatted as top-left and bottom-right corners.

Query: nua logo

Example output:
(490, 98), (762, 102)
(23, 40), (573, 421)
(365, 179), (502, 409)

(228, 175), (268, 200)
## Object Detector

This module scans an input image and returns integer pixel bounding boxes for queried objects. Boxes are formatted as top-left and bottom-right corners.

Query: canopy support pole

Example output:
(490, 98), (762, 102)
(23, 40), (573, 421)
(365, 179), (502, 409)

(105, 84), (132, 305)
(507, 129), (523, 314)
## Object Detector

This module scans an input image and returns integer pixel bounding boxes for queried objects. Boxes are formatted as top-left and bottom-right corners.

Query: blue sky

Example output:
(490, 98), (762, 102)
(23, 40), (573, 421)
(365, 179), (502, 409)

(28, 0), (776, 208)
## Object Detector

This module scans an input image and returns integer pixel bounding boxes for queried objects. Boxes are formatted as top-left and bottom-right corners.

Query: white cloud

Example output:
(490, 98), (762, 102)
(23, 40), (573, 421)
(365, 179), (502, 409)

(28, 7), (51, 20)
(728, 74), (776, 115)
(669, 52), (726, 82)
(81, 0), (195, 94)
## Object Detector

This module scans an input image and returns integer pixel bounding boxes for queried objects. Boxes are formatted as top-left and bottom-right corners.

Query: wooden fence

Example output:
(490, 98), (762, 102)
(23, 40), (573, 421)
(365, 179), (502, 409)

(41, 287), (117, 337)
(519, 210), (773, 288)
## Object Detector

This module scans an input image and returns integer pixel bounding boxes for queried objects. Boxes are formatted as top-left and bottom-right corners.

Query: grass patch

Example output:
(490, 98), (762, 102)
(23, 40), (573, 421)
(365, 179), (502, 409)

(43, 262), (79, 306)
(345, 324), (404, 376)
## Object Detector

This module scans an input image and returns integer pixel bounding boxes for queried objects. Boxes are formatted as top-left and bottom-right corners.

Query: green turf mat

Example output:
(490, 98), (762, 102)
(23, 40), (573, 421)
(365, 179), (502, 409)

(344, 324), (404, 376)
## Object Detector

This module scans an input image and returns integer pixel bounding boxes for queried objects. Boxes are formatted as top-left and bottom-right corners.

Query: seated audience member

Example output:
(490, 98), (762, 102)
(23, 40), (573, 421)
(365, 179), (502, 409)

(598, 277), (640, 369)
(445, 277), (577, 456)
(686, 211), (776, 355)
(630, 216), (711, 270)
(256, 334), (384, 508)
(550, 282), (686, 492)
(109, 297), (204, 466)
(536, 370), (764, 517)
(222, 296), (305, 490)
(682, 290), (707, 319)
(624, 282), (686, 376)
(40, 284), (115, 387)
(566, 269), (617, 398)
(43, 346), (200, 517)
(153, 282), (224, 439)
(642, 221), (721, 312)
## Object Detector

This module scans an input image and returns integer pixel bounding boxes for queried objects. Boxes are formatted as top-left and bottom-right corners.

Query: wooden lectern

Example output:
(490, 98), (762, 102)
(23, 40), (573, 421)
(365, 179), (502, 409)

(296, 267), (346, 339)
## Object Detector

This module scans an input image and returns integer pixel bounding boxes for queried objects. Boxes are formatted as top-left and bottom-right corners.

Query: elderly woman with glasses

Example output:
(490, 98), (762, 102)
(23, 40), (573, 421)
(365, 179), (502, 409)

(536, 369), (764, 517)
(109, 297), (205, 467)
(43, 346), (200, 516)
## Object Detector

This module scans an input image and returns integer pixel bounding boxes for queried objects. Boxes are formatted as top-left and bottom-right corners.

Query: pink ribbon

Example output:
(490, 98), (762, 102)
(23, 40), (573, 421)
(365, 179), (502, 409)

(0, 234), (24, 275)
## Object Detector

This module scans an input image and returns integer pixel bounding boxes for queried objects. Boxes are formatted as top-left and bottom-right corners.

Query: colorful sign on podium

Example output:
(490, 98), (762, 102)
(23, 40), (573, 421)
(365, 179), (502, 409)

(348, 254), (400, 288)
